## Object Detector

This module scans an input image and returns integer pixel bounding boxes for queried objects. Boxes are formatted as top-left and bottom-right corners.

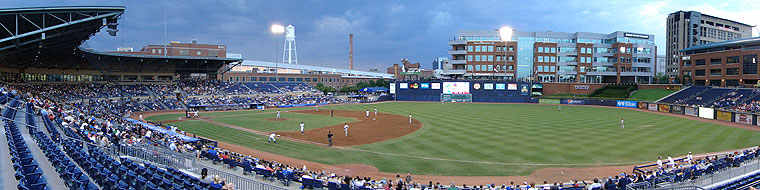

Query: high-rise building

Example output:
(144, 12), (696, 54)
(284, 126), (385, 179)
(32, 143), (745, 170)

(665, 11), (753, 79)
(447, 30), (656, 83)
(432, 57), (448, 70)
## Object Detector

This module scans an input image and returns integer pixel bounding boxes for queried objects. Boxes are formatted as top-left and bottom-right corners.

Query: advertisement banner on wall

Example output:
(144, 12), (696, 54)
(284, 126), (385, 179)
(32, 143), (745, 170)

(685, 107), (698, 116)
(410, 83), (419, 89)
(658, 104), (671, 112)
(735, 113), (753, 124)
(670, 106), (684, 114)
(616, 100), (638, 108)
(507, 83), (517, 90)
(648, 103), (658, 111)
(400, 83), (408, 89)
(389, 83), (396, 94)
(716, 110), (732, 121)
(442, 82), (469, 94)
(539, 99), (560, 104)
(638, 102), (648, 109)
(495, 83), (506, 90)
(565, 99), (586, 105)
(420, 83), (430, 89)
(431, 83), (441, 90)
(484, 83), (494, 90)
(520, 84), (530, 95)
(698, 107), (714, 119)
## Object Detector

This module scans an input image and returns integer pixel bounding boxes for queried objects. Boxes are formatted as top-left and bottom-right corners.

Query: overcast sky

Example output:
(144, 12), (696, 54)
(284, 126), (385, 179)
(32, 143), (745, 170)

(4, 0), (759, 71)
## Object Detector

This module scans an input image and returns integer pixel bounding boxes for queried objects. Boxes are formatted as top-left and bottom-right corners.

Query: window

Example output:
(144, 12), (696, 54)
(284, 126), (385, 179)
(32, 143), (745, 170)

(710, 69), (721, 76)
(260, 77), (267, 81)
(509, 65), (514, 70)
(475, 55), (481, 61)
(180, 50), (190, 56)
(278, 77), (285, 81)
(158, 49), (162, 54)
(152, 49), (156, 54)
(726, 68), (739, 75)
(727, 56), (739, 64)
(475, 65), (481, 71)
(683, 61), (691, 66)
(467, 46), (473, 52)
(695, 59), (706, 66)
(488, 46), (494, 52)
(509, 46), (514, 52)
(695, 69), (705, 76)
(538, 47), (544, 53)
(467, 65), (473, 71)
(467, 55), (473, 61)
(250, 77), (256, 81)
(475, 46), (481, 52)
(550, 47), (556, 53)
(197, 51), (202, 56)
(743, 54), (758, 74)
(487, 65), (493, 72)
(710, 80), (722, 86)
(209, 51), (218, 57)
(229, 77), (233, 81)
(710, 58), (721, 65)
(313, 78), (317, 82)
(488, 55), (493, 61)
(296, 78), (303, 81)
(538, 56), (544, 62)
(580, 48), (586, 54)
(550, 56), (555, 62)
(726, 79), (739, 86)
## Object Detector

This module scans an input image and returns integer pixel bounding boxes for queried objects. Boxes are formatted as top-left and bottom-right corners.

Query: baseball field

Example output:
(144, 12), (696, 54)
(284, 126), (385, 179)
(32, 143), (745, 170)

(146, 102), (760, 177)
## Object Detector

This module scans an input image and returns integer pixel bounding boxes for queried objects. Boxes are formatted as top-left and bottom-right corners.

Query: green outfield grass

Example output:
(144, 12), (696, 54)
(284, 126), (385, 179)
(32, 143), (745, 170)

(628, 89), (678, 101)
(166, 102), (760, 176)
(209, 112), (356, 132)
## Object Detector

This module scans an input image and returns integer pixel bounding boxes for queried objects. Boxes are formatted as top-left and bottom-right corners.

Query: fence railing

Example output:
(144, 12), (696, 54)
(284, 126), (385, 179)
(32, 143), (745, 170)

(114, 143), (197, 172)
(629, 159), (760, 189)
(202, 163), (286, 190)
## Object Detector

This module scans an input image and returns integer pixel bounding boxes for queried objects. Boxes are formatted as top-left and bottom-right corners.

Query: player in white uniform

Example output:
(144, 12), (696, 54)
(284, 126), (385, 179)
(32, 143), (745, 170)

(366, 110), (370, 118)
(657, 157), (663, 169)
(194, 110), (199, 118)
(300, 122), (305, 135)
(276, 110), (281, 118)
(620, 118), (625, 128)
(409, 114), (413, 124)
(374, 108), (378, 116)
(667, 155), (676, 168)
(343, 123), (349, 136)
(268, 132), (277, 144)
(316, 105), (319, 112)
(139, 114), (143, 121)
(685, 152), (693, 163)
(558, 105), (561, 111)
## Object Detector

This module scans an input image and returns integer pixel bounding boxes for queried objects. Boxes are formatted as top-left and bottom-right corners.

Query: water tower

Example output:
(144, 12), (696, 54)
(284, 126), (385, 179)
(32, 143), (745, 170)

(282, 25), (298, 64)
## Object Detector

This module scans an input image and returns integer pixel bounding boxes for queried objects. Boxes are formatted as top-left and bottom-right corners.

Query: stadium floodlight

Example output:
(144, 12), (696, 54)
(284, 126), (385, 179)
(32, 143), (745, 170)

(499, 26), (512, 81)
(271, 24), (285, 34)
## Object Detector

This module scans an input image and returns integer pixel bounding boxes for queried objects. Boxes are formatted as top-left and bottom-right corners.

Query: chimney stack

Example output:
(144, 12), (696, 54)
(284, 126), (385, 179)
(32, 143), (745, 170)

(349, 34), (354, 70)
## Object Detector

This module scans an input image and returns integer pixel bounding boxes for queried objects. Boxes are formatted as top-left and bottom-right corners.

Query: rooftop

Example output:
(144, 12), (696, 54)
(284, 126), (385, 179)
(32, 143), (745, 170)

(240, 60), (393, 79)
(680, 37), (760, 53)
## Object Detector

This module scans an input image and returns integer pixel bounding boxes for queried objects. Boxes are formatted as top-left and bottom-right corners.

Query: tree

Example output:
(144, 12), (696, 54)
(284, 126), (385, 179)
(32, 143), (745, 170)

(656, 72), (667, 84)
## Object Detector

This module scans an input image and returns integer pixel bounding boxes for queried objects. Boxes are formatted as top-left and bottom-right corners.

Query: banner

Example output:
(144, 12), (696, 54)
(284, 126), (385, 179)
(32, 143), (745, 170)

(431, 83), (441, 90)
(638, 102), (648, 109)
(574, 85), (590, 90)
(616, 100), (638, 108)
(670, 106), (684, 114)
(539, 99), (560, 104)
(508, 83), (517, 90)
(716, 110), (732, 121)
(735, 113), (753, 124)
(520, 84), (530, 95)
(648, 103), (658, 111)
(698, 107), (714, 119)
(443, 82), (469, 94)
(484, 83), (494, 90)
(400, 83), (408, 89)
(685, 107), (698, 116)
(410, 83), (419, 89)
(495, 83), (506, 90)
(420, 83), (430, 89)
(565, 99), (586, 105)
(658, 104), (671, 112)
(389, 83), (396, 94)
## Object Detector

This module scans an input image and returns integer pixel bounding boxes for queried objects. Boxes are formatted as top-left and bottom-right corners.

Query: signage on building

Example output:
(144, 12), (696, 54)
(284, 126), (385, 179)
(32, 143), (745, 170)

(473, 83), (481, 90)
(401, 72), (420, 75)
(624, 33), (649, 39)
(389, 83), (396, 94)
(574, 85), (590, 90)
(681, 56), (690, 60)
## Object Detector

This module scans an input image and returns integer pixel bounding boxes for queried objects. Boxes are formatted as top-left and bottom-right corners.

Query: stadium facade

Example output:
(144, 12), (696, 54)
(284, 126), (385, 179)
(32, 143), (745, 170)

(665, 10), (754, 79)
(679, 37), (760, 87)
(447, 30), (657, 84)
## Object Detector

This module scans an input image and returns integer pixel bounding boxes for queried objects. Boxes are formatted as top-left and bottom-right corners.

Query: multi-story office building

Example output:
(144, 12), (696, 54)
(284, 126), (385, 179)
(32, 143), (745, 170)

(679, 37), (760, 87)
(448, 30), (656, 83)
(111, 40), (227, 58)
(665, 11), (753, 79)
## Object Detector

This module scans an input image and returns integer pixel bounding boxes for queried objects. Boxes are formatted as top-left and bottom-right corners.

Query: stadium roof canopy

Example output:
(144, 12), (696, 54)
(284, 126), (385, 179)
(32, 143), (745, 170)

(680, 37), (760, 55)
(0, 6), (125, 70)
(80, 48), (243, 75)
(241, 60), (393, 79)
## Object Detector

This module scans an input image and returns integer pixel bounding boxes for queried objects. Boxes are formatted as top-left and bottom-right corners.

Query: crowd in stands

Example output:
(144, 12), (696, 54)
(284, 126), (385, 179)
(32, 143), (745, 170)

(180, 79), (221, 95)
(148, 83), (178, 96)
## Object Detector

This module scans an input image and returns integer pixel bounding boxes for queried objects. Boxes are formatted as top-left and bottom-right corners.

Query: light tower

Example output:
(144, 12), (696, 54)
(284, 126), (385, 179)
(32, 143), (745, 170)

(282, 25), (298, 64)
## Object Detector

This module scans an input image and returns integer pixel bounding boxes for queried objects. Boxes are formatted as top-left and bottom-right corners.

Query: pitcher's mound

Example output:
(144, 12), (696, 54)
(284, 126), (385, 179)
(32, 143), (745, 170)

(265, 118), (289, 121)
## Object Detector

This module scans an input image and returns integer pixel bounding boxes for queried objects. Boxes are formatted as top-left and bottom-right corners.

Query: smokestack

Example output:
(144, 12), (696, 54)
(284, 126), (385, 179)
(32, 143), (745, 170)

(349, 34), (354, 70)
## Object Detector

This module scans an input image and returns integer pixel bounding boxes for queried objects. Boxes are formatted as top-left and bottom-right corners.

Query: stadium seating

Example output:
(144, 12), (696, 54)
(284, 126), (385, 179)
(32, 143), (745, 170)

(4, 100), (48, 190)
(657, 86), (710, 104)
(243, 82), (283, 94)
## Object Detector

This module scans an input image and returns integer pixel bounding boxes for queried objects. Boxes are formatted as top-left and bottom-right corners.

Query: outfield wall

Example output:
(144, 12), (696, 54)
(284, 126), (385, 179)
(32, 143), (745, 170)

(393, 81), (537, 103)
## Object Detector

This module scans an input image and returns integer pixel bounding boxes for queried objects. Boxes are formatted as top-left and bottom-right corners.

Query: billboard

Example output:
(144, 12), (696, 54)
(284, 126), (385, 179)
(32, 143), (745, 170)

(520, 84), (530, 95)
(616, 100), (638, 108)
(648, 103), (658, 111)
(540, 99), (560, 104)
(410, 83), (419, 89)
(495, 83), (506, 90)
(400, 83), (408, 89)
(565, 99), (586, 105)
(484, 83), (494, 90)
(735, 113), (753, 124)
(431, 83), (440, 90)
(389, 83), (396, 94)
(420, 83), (430, 89)
(531, 84), (543, 89)
(658, 104), (671, 112)
(670, 106), (684, 114)
(443, 82), (470, 94)
(698, 107), (714, 119)
(507, 83), (517, 90)
(716, 111), (732, 121)
(638, 102), (648, 109)
(685, 107), (698, 116)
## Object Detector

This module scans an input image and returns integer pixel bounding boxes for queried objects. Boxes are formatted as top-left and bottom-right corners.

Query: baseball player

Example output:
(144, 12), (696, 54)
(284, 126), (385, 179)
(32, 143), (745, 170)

(374, 108), (378, 117)
(667, 155), (676, 168)
(268, 132), (277, 144)
(685, 152), (693, 163)
(366, 110), (370, 118)
(194, 110), (199, 118)
(327, 131), (333, 146)
(276, 110), (281, 119)
(139, 114), (143, 121)
(316, 104), (319, 112)
(343, 123), (349, 136)
(558, 105), (561, 112)
(657, 156), (663, 169)
(620, 118), (625, 129)
(331, 109), (334, 118)
(409, 113), (413, 124)
(300, 122), (305, 135)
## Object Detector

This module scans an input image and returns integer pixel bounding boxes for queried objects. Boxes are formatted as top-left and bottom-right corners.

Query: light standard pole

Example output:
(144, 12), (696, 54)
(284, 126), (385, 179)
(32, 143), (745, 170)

(499, 27), (513, 82)
(271, 24), (285, 82)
